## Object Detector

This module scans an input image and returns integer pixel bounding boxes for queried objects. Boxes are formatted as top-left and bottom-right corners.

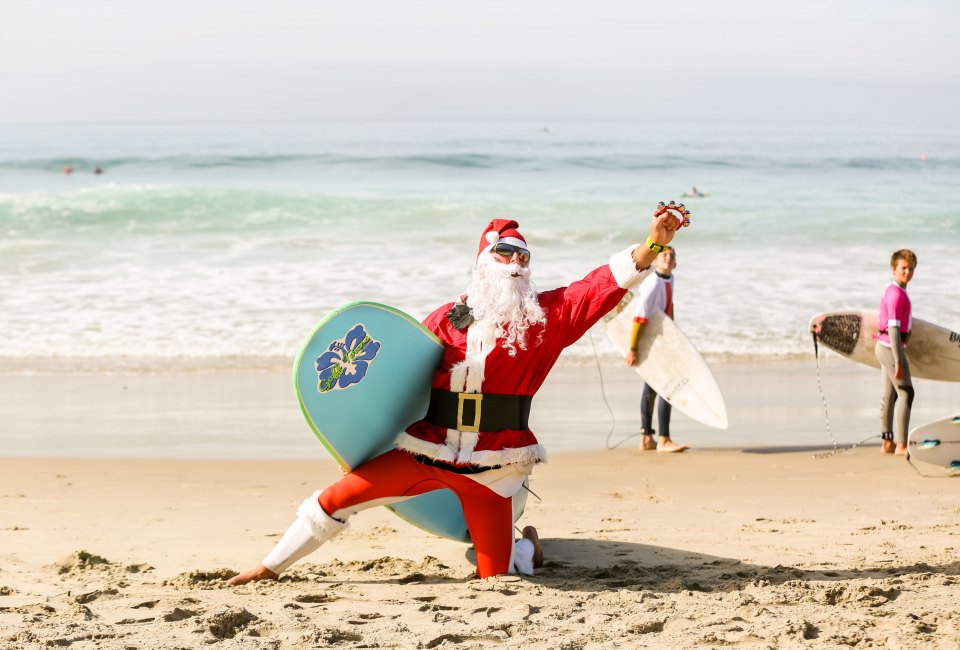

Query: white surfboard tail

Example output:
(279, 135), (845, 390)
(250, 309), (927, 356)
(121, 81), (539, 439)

(606, 298), (729, 431)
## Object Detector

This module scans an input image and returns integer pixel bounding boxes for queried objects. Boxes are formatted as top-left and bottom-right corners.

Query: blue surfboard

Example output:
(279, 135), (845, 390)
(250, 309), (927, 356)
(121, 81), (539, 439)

(293, 301), (528, 542)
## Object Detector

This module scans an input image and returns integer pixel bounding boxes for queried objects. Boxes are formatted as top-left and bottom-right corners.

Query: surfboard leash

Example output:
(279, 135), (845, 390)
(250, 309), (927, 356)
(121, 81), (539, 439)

(512, 483), (544, 536)
(811, 332), (841, 457)
(587, 327), (642, 450)
(520, 482), (543, 502)
(811, 332), (883, 459)
(811, 432), (881, 459)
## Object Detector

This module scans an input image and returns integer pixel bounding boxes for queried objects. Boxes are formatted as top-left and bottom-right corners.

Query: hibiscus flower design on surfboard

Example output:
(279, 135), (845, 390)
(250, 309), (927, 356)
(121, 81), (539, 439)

(315, 323), (381, 393)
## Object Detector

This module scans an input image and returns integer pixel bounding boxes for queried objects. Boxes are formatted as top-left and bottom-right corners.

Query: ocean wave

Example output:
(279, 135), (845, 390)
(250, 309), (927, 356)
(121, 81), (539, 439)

(2, 121), (958, 368)
(2, 151), (957, 174)
(0, 184), (355, 231)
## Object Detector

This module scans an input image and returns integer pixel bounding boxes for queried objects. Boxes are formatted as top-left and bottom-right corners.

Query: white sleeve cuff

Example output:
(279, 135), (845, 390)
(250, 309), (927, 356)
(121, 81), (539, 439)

(887, 319), (901, 328)
(609, 245), (651, 290)
(262, 515), (322, 574)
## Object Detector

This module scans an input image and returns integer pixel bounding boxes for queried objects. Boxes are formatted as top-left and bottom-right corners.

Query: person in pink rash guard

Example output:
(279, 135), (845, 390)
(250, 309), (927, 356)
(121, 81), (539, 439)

(227, 205), (690, 586)
(875, 249), (917, 456)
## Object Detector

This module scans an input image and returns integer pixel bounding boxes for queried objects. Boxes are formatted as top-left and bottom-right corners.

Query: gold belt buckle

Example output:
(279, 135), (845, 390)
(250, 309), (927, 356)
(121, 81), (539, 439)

(457, 393), (482, 432)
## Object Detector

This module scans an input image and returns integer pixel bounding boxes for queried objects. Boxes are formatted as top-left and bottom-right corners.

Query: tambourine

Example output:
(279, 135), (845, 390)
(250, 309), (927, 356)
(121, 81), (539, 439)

(655, 200), (691, 227)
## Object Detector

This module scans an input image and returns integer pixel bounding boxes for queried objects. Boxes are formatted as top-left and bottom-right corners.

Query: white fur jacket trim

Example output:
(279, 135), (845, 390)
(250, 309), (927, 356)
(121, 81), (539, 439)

(395, 432), (459, 463)
(449, 320), (496, 393)
(395, 433), (547, 467)
(609, 244), (652, 290)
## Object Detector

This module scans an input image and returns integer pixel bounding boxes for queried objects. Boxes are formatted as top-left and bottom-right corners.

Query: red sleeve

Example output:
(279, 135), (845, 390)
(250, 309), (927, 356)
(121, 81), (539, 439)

(421, 303), (452, 336)
(540, 265), (627, 348)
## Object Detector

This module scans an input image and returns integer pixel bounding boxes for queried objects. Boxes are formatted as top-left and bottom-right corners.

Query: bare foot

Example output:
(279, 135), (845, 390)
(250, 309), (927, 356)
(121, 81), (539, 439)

(521, 526), (544, 568)
(641, 434), (657, 451)
(657, 439), (690, 453)
(881, 439), (896, 454)
(895, 443), (909, 456)
(226, 564), (278, 586)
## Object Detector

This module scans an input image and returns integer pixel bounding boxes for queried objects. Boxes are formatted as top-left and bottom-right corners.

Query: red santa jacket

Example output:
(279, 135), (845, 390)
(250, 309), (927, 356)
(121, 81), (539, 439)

(395, 246), (649, 467)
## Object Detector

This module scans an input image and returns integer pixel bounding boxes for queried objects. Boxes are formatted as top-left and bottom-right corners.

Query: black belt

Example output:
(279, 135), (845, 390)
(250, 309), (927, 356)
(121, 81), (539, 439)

(424, 389), (532, 433)
(411, 454), (501, 474)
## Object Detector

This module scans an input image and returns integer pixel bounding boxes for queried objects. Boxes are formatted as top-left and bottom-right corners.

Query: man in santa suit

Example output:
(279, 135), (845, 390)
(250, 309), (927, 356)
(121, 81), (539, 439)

(228, 205), (689, 585)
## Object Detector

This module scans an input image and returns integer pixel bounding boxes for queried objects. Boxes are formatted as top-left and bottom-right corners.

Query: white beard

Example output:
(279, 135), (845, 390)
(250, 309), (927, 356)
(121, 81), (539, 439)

(465, 254), (546, 356)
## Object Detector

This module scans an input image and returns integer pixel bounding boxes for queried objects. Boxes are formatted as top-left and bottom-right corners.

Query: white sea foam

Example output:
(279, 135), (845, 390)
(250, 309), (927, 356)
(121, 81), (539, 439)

(1, 121), (958, 370)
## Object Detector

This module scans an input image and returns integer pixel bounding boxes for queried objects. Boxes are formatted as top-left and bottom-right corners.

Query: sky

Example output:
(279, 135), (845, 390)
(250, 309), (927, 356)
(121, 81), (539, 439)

(1, 0), (958, 123)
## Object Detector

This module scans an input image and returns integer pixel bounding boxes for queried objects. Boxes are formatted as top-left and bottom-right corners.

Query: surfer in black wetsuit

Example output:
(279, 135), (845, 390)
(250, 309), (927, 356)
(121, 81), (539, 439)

(624, 246), (689, 453)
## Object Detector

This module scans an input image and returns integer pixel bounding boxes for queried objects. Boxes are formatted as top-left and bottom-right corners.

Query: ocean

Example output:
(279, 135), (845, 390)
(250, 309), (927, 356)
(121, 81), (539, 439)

(2, 120), (958, 371)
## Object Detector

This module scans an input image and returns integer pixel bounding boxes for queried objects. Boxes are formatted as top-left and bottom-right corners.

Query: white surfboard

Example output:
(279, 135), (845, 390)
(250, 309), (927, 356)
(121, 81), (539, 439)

(604, 291), (728, 430)
(809, 310), (960, 382)
(908, 415), (960, 472)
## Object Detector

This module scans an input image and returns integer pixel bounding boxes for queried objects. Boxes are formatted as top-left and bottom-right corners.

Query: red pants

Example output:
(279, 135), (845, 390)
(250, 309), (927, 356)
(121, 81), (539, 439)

(319, 449), (514, 578)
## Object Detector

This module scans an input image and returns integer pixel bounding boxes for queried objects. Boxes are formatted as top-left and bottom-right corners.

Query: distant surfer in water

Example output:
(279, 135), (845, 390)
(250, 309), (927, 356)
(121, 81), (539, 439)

(684, 185), (704, 198)
(624, 246), (689, 453)
(875, 249), (917, 456)
(228, 204), (690, 584)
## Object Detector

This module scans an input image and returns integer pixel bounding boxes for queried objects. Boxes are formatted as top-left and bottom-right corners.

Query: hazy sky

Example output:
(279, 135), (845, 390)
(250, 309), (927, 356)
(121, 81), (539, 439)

(2, 0), (958, 123)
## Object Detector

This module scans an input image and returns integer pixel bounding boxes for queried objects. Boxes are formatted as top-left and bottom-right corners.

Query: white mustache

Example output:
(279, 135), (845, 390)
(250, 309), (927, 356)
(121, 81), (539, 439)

(488, 261), (530, 280)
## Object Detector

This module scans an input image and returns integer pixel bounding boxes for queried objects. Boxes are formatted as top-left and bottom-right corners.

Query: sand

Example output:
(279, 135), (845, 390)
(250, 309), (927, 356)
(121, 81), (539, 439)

(2, 447), (959, 649)
(2, 357), (959, 648)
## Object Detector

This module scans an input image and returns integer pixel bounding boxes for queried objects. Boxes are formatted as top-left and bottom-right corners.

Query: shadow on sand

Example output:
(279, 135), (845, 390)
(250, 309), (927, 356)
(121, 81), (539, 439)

(451, 537), (960, 595)
(280, 539), (957, 593)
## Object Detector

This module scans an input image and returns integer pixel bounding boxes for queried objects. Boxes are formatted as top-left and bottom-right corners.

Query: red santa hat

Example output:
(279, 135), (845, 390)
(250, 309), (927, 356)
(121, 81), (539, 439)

(477, 219), (528, 260)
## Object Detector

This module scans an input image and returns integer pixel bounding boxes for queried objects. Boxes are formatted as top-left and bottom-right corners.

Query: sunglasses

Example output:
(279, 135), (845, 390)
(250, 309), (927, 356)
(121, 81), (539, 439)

(492, 242), (531, 265)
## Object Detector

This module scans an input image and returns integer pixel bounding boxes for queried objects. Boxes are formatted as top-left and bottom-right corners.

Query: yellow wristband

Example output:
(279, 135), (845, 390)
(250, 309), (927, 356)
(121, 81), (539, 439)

(646, 236), (667, 253)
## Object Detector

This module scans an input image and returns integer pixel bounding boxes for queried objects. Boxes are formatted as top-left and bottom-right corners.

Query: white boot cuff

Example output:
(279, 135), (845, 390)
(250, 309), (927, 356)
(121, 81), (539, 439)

(511, 538), (536, 575)
(261, 491), (349, 574)
(297, 490), (350, 542)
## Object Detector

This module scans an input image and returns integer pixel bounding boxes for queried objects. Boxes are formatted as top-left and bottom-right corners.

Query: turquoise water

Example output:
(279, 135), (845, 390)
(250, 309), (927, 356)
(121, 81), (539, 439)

(2, 121), (958, 368)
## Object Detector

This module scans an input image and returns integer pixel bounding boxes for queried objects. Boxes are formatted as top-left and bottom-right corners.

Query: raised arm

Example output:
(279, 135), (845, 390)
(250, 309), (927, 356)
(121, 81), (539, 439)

(630, 202), (689, 271)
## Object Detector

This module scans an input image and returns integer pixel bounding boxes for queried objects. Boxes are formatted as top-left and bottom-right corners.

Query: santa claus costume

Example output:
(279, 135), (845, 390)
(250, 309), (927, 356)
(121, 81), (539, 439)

(260, 219), (653, 578)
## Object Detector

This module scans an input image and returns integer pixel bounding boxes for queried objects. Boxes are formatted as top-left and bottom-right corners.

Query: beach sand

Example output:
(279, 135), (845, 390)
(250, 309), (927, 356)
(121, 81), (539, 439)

(2, 449), (959, 648)
(2, 359), (959, 648)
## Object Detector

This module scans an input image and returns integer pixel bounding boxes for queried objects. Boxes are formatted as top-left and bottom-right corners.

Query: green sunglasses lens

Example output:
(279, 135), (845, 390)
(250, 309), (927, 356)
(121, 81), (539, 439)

(493, 243), (531, 263)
